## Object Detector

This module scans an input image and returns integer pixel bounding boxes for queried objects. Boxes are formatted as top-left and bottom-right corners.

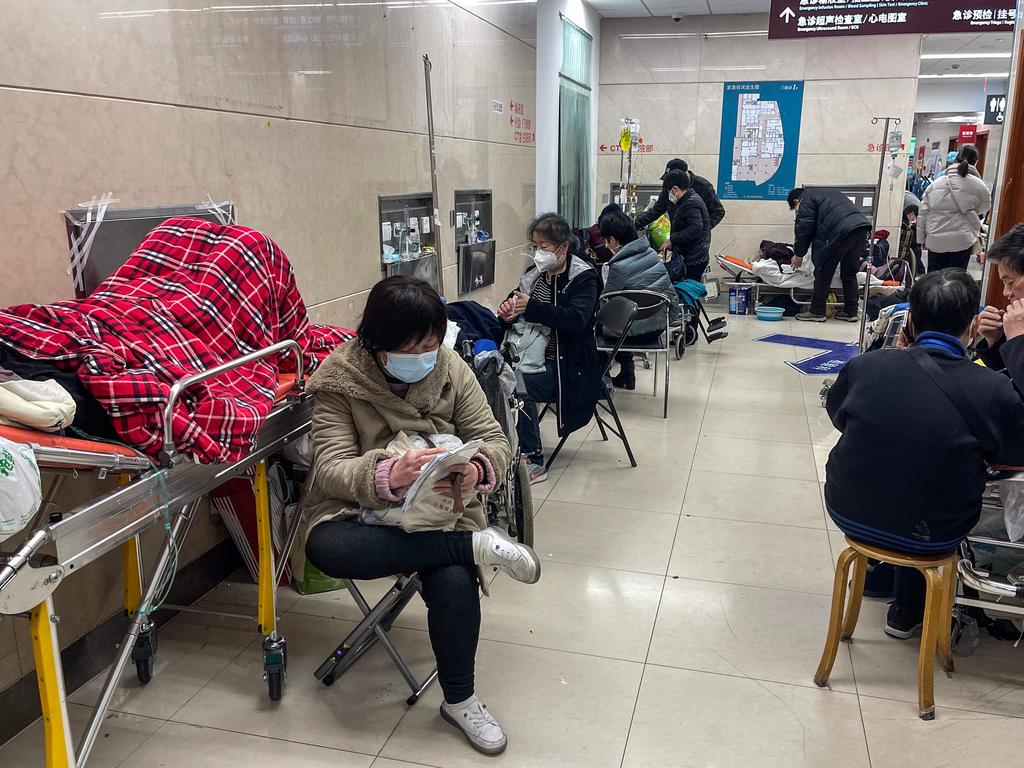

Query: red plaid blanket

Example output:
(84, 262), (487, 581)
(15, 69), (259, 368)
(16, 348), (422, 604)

(0, 217), (354, 462)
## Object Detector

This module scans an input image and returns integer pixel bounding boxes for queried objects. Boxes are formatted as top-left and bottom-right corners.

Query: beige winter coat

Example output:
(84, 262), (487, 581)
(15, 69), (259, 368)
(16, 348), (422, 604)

(301, 340), (511, 535)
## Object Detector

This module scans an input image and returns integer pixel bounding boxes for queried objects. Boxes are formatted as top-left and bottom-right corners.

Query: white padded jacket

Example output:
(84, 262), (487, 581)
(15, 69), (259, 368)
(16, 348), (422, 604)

(918, 165), (992, 254)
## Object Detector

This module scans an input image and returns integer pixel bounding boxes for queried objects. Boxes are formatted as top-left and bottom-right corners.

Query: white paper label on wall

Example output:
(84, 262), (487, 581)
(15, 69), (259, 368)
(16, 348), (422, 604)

(382, 222), (392, 241)
(863, 196), (874, 208)
(492, 99), (504, 114)
(456, 212), (465, 228)
(420, 216), (431, 235)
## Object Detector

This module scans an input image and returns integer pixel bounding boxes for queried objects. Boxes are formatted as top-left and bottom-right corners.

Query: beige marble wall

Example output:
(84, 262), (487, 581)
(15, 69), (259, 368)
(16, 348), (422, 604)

(598, 14), (920, 265)
(0, 1), (536, 688)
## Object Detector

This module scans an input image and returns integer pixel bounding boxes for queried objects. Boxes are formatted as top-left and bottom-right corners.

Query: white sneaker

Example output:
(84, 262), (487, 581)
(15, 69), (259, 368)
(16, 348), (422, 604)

(472, 527), (542, 584)
(441, 695), (508, 755)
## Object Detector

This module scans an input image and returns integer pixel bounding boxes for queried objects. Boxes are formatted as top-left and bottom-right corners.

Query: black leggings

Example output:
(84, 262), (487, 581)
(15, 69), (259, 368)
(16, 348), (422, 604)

(927, 248), (972, 272)
(305, 519), (479, 704)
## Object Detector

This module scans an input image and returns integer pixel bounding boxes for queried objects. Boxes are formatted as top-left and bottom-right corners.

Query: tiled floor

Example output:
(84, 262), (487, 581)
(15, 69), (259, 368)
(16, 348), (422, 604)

(4, 314), (1024, 767)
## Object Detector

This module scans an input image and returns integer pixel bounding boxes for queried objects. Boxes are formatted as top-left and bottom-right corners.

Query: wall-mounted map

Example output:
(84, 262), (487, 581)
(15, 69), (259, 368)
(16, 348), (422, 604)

(717, 81), (804, 201)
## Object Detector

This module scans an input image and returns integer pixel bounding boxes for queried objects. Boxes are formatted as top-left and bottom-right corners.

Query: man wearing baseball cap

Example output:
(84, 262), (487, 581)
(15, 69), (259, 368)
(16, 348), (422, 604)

(634, 158), (726, 232)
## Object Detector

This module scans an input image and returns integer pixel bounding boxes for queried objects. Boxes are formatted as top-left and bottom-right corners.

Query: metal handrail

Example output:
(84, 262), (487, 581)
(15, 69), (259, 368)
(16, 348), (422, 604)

(958, 559), (1024, 599)
(161, 339), (304, 464)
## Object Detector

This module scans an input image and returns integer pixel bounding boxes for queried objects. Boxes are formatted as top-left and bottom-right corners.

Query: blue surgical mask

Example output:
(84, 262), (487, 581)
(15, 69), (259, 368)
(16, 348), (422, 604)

(383, 350), (437, 383)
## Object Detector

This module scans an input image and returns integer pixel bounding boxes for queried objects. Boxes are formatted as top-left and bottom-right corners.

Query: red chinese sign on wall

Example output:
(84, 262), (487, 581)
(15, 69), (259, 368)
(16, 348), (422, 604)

(769, 0), (1017, 39)
(959, 124), (979, 143)
(599, 140), (655, 154)
(509, 101), (534, 144)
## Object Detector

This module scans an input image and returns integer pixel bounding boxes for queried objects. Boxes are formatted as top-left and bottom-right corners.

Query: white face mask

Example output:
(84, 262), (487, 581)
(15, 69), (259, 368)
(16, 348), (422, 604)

(533, 248), (560, 272)
(668, 190), (680, 205)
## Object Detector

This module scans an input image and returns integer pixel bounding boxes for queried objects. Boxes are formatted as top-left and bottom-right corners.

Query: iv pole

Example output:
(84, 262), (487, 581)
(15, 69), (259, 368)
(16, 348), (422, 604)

(859, 116), (902, 351)
(423, 53), (444, 295)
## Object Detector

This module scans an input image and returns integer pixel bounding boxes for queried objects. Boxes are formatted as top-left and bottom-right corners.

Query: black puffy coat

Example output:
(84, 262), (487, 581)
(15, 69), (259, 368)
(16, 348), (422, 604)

(634, 173), (726, 231)
(793, 188), (871, 261)
(669, 189), (711, 265)
(512, 256), (601, 436)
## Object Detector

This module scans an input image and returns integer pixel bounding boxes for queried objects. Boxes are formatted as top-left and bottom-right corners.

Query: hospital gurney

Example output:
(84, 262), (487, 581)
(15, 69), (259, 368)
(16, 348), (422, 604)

(0, 339), (309, 768)
(716, 253), (900, 311)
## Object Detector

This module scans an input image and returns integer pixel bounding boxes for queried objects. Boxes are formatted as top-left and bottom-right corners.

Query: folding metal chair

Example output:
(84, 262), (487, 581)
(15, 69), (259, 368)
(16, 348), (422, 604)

(598, 289), (671, 418)
(543, 296), (639, 469)
(313, 575), (438, 705)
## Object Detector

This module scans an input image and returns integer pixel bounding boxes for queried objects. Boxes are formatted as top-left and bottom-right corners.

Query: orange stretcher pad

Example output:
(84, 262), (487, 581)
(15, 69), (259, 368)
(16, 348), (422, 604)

(0, 374), (298, 465)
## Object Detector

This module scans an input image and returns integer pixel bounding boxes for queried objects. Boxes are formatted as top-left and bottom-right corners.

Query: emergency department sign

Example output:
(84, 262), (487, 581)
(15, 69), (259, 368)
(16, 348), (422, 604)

(769, 0), (1017, 39)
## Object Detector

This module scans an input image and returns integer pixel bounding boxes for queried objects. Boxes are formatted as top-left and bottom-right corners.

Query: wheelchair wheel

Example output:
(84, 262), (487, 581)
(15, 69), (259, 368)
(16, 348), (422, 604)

(513, 459), (535, 547)
(674, 333), (685, 360)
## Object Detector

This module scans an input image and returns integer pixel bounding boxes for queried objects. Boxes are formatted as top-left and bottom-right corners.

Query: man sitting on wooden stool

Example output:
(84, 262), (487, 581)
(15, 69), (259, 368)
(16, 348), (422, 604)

(824, 269), (1024, 638)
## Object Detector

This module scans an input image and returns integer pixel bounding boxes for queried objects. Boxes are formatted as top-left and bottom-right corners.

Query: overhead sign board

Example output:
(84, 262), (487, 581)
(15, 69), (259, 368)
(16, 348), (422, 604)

(769, 0), (1017, 39)
(985, 94), (1007, 125)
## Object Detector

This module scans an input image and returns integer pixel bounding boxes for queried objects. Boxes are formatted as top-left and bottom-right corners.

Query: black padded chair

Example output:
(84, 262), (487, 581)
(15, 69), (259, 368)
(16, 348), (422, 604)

(543, 296), (638, 469)
(597, 289), (672, 419)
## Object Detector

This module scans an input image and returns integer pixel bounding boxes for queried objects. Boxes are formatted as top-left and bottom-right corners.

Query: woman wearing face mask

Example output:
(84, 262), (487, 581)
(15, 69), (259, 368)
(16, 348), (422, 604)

(302, 276), (536, 756)
(498, 212), (601, 483)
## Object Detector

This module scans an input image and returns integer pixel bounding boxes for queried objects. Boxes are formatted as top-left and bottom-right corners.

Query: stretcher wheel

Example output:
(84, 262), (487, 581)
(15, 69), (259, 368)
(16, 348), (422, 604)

(267, 669), (284, 701)
(135, 656), (154, 685)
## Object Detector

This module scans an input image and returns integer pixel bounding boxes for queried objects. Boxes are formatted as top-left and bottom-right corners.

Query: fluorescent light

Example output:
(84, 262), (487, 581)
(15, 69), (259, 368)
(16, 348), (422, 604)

(650, 67), (698, 72)
(295, 70), (332, 75)
(921, 52), (1012, 60)
(703, 30), (768, 38)
(700, 65), (766, 71)
(619, 33), (698, 39)
(919, 72), (1009, 79)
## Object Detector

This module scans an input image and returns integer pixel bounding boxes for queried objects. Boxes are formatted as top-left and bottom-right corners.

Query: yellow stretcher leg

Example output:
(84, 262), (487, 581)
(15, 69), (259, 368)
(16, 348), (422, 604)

(122, 535), (143, 617)
(254, 460), (277, 635)
(31, 596), (74, 768)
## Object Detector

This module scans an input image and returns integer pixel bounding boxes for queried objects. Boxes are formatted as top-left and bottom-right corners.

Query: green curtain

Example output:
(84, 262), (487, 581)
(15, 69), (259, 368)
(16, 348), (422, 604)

(558, 17), (592, 229)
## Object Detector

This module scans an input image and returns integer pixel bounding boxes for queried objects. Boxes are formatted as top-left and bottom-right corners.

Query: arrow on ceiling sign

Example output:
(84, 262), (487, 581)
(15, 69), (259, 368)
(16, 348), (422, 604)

(779, 6), (796, 22)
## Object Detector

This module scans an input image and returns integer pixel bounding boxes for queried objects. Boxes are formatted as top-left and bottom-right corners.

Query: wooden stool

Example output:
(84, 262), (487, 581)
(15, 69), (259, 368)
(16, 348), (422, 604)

(814, 536), (958, 720)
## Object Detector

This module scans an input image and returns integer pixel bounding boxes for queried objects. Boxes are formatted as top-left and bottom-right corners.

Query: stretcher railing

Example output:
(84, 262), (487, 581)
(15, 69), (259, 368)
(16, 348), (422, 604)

(0, 340), (310, 768)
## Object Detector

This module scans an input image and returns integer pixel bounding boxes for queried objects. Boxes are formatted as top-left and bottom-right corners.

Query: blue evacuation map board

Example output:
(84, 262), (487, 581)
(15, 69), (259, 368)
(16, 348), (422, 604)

(717, 81), (804, 201)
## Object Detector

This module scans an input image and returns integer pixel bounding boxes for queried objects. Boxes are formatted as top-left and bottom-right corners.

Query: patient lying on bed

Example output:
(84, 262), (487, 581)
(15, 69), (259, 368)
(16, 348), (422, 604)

(752, 256), (882, 290)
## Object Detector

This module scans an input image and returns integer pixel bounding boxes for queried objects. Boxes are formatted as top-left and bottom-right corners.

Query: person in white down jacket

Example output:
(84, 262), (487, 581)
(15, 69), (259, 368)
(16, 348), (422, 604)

(919, 143), (992, 272)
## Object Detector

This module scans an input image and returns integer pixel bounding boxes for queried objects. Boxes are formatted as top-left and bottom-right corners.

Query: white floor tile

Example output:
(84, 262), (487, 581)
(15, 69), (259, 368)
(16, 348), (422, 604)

(621, 666), (870, 768)
(380, 641), (643, 768)
(647, 578), (856, 692)
(534, 500), (678, 574)
(706, 386), (809, 415)
(482, 561), (664, 662)
(171, 613), (436, 755)
(0, 703), (161, 768)
(669, 516), (836, 595)
(120, 721), (373, 767)
(572, 425), (698, 468)
(682, 470), (825, 529)
(693, 435), (818, 481)
(547, 458), (689, 514)
(700, 407), (811, 444)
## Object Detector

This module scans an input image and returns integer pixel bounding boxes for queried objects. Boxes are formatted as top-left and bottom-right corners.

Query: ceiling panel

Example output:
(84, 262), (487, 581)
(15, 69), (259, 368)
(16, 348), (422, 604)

(708, 0), (771, 11)
(918, 32), (1013, 79)
(590, 0), (769, 16)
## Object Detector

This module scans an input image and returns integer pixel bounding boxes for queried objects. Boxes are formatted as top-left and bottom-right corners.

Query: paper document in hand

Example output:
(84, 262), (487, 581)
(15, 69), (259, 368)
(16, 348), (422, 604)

(403, 438), (484, 512)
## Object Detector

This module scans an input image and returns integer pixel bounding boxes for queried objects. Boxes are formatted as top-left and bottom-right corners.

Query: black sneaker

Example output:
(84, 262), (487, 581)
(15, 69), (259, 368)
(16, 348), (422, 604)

(795, 312), (826, 323)
(835, 312), (859, 323)
(884, 601), (923, 639)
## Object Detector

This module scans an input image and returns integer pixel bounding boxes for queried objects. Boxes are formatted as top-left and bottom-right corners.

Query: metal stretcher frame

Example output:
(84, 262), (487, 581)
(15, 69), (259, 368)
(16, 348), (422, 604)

(0, 340), (310, 768)
(715, 254), (852, 309)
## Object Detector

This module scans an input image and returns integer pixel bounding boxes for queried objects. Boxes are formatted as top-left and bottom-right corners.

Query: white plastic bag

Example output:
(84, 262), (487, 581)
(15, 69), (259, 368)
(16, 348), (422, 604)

(0, 436), (42, 543)
(999, 479), (1024, 543)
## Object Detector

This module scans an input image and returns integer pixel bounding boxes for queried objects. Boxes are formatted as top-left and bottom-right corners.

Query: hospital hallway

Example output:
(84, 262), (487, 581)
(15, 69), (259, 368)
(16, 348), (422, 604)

(2, 315), (1022, 768)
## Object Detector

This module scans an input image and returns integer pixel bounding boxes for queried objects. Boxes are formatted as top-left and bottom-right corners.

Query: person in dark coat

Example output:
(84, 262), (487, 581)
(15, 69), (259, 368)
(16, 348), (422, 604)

(663, 170), (711, 283)
(634, 158), (726, 232)
(788, 187), (871, 322)
(586, 203), (621, 265)
(825, 269), (1024, 638)
(498, 212), (600, 484)
(975, 224), (1024, 371)
(598, 210), (682, 389)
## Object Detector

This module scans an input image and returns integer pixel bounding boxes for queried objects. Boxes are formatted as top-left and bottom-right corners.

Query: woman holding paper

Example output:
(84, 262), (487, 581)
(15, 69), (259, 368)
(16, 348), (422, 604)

(302, 276), (536, 756)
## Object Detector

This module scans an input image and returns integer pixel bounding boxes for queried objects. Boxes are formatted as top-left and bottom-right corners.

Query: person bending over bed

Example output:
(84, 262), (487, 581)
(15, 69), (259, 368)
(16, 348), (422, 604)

(824, 269), (1024, 639)
(302, 276), (539, 756)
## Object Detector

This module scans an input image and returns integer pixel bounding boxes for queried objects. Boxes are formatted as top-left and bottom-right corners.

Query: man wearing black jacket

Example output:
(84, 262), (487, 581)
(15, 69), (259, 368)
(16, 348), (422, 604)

(825, 269), (1024, 638)
(663, 170), (711, 283)
(788, 187), (871, 322)
(975, 224), (1024, 371)
(634, 158), (726, 232)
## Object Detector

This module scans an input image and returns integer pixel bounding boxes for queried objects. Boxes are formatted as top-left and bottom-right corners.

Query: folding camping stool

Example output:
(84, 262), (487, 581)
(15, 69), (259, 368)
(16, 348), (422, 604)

(313, 575), (439, 705)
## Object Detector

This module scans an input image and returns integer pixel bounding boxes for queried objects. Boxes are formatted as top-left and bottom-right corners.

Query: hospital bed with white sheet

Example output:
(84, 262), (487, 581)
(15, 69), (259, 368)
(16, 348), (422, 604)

(0, 201), (345, 767)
